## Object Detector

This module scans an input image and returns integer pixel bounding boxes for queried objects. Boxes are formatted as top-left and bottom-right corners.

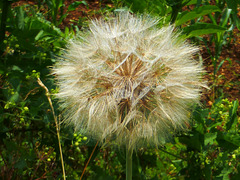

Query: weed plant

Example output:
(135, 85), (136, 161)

(0, 0), (240, 179)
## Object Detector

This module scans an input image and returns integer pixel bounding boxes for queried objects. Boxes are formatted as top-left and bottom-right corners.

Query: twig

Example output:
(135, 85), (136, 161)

(37, 78), (66, 180)
(80, 141), (99, 180)
(157, 146), (182, 159)
(23, 87), (40, 101)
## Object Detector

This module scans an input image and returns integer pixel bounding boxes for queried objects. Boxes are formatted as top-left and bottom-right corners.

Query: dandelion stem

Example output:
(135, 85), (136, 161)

(37, 78), (66, 180)
(126, 148), (132, 180)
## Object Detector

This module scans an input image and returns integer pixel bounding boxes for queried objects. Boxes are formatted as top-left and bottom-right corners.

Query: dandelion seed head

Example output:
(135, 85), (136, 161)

(53, 11), (206, 150)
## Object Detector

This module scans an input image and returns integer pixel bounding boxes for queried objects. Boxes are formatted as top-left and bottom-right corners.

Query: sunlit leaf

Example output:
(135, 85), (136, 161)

(226, 100), (239, 131)
(204, 132), (217, 146)
(176, 5), (221, 26)
(183, 23), (227, 37)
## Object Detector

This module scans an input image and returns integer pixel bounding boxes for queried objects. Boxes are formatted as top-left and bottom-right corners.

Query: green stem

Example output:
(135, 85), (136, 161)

(126, 148), (132, 180)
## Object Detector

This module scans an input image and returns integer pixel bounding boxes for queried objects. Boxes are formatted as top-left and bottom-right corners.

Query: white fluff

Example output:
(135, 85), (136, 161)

(53, 11), (206, 150)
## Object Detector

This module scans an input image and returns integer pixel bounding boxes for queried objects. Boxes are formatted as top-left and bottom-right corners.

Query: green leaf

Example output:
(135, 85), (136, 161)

(215, 59), (225, 75)
(34, 30), (44, 41)
(12, 65), (23, 72)
(185, 0), (197, 6)
(125, 0), (148, 13)
(204, 132), (217, 146)
(9, 87), (20, 102)
(226, 100), (239, 131)
(68, 1), (88, 11)
(176, 5), (221, 26)
(219, 8), (232, 27)
(16, 6), (25, 30)
(64, 27), (69, 38)
(192, 108), (209, 134)
(183, 23), (227, 37)
(217, 167), (233, 180)
(178, 132), (202, 151)
(217, 132), (240, 150)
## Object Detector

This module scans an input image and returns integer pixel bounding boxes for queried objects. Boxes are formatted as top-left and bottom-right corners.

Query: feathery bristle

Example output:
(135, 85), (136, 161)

(53, 11), (206, 150)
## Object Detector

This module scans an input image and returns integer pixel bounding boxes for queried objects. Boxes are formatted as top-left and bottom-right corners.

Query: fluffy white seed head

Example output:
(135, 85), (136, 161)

(53, 11), (206, 150)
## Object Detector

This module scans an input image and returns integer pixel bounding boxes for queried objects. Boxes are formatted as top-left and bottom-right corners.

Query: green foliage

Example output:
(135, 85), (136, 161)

(177, 98), (240, 179)
(123, 0), (171, 19)
(44, 0), (88, 26)
(182, 23), (227, 37)
(1, 0), (240, 179)
(175, 5), (221, 26)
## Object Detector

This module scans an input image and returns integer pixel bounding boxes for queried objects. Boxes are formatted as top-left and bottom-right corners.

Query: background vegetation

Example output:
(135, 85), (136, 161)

(0, 0), (240, 179)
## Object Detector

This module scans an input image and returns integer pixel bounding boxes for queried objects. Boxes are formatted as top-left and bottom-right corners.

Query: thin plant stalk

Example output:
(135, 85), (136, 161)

(80, 141), (99, 180)
(126, 148), (132, 180)
(37, 78), (66, 180)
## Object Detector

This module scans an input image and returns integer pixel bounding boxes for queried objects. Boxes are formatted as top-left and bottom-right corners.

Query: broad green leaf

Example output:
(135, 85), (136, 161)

(204, 132), (217, 146)
(183, 23), (227, 37)
(16, 6), (25, 30)
(28, 17), (63, 36)
(217, 167), (233, 180)
(192, 107), (209, 134)
(176, 5), (221, 26)
(217, 132), (240, 150)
